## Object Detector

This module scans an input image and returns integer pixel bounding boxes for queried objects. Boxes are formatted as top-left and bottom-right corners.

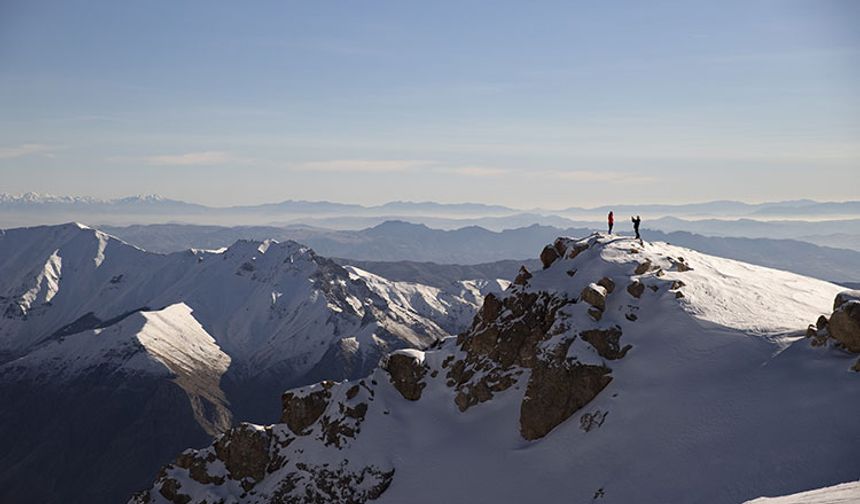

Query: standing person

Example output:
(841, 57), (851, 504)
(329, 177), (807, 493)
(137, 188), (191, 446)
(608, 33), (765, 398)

(607, 211), (614, 234)
(632, 215), (641, 240)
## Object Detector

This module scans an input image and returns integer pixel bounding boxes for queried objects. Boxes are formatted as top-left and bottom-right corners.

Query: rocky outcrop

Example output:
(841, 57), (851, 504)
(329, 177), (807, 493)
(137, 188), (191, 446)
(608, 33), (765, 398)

(281, 382), (333, 435)
(520, 361), (612, 440)
(580, 327), (632, 360)
(385, 352), (427, 401)
(213, 423), (273, 484)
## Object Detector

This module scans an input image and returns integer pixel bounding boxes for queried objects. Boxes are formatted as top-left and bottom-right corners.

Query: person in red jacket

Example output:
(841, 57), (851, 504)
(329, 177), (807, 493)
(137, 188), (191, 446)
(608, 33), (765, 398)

(608, 211), (614, 234)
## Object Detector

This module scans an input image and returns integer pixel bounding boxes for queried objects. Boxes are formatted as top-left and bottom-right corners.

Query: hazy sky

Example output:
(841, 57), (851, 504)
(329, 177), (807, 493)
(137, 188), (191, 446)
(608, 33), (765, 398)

(1, 0), (858, 208)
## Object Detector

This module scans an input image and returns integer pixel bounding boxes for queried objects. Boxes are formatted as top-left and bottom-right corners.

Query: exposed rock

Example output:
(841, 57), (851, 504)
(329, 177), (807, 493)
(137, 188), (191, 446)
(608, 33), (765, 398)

(587, 307), (603, 321)
(281, 383), (333, 435)
(567, 242), (590, 260)
(676, 262), (693, 272)
(580, 327), (631, 360)
(834, 290), (860, 311)
(540, 245), (561, 269)
(270, 461), (394, 503)
(829, 300), (860, 353)
(634, 260), (652, 275)
(552, 238), (568, 257)
(452, 290), (571, 412)
(580, 409), (608, 432)
(597, 277), (616, 293)
(213, 423), (272, 484)
(580, 283), (607, 312)
(385, 353), (427, 401)
(520, 361), (612, 440)
(566, 268), (577, 277)
(158, 478), (190, 504)
(513, 266), (532, 286)
(626, 280), (645, 299)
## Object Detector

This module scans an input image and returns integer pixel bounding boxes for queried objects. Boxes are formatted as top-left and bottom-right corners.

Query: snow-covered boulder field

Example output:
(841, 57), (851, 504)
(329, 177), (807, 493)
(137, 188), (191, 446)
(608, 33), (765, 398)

(131, 234), (859, 504)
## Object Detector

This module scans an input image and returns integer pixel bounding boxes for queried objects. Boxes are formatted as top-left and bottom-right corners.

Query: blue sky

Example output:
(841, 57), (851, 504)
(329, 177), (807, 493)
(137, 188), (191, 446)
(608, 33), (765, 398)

(1, 0), (858, 208)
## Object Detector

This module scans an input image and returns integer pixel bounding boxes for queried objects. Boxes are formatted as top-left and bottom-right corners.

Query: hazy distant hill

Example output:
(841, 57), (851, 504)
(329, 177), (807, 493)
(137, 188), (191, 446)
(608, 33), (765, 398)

(99, 221), (860, 282)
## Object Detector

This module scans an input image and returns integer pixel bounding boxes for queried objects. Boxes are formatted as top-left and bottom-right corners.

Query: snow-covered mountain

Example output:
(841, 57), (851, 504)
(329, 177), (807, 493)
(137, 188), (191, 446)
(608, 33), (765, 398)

(0, 223), (500, 504)
(132, 234), (859, 504)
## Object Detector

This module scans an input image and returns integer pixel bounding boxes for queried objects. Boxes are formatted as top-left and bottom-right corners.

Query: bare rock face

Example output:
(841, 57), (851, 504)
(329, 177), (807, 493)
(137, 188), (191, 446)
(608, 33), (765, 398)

(540, 245), (561, 269)
(281, 382), (333, 435)
(520, 361), (612, 440)
(580, 327), (632, 360)
(385, 352), (427, 401)
(829, 300), (860, 353)
(213, 423), (272, 484)
(450, 290), (570, 412)
(627, 280), (645, 298)
(581, 283), (607, 312)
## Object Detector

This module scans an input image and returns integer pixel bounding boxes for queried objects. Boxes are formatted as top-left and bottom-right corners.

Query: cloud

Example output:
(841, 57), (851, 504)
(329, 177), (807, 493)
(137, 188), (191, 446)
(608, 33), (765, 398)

(286, 159), (655, 185)
(0, 143), (57, 159)
(290, 159), (434, 173)
(125, 151), (249, 166)
(441, 165), (512, 177)
(538, 170), (657, 184)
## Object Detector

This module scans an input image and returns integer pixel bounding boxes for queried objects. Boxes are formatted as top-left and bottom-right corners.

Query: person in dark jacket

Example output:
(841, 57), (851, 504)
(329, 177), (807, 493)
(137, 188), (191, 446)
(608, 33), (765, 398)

(608, 211), (614, 234)
(632, 215), (641, 240)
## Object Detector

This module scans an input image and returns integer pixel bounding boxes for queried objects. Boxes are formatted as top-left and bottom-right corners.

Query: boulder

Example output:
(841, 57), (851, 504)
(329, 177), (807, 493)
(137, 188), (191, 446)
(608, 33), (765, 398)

(634, 260), (652, 275)
(597, 277), (616, 293)
(829, 300), (860, 353)
(540, 245), (561, 269)
(626, 280), (645, 299)
(834, 290), (860, 311)
(580, 283), (607, 311)
(385, 352), (427, 401)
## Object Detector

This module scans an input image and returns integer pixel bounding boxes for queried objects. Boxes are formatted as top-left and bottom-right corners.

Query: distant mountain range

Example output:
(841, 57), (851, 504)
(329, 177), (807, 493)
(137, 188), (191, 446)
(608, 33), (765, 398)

(3, 193), (860, 228)
(100, 221), (860, 282)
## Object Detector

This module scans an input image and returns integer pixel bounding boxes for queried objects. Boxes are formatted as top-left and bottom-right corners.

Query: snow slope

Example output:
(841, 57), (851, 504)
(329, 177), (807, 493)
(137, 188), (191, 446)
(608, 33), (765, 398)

(0, 223), (490, 382)
(133, 233), (858, 504)
(745, 481), (860, 504)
